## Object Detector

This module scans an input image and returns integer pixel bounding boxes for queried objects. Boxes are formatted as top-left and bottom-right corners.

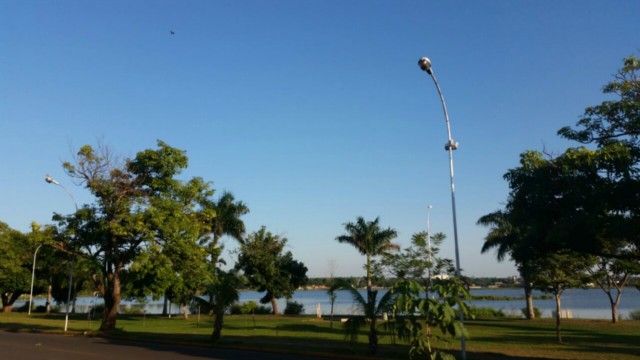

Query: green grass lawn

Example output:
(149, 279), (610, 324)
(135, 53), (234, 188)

(1, 313), (639, 359)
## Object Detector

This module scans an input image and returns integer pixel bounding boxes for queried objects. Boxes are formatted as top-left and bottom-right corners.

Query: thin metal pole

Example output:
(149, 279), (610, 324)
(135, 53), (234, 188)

(45, 176), (78, 332)
(64, 260), (74, 331)
(426, 205), (432, 288)
(419, 59), (466, 360)
(28, 244), (43, 316)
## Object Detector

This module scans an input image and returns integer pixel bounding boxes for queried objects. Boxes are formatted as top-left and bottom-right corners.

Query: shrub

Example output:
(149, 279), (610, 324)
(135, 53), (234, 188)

(230, 301), (272, 315)
(284, 301), (305, 315)
(120, 304), (145, 315)
(468, 306), (506, 318)
(628, 309), (640, 320)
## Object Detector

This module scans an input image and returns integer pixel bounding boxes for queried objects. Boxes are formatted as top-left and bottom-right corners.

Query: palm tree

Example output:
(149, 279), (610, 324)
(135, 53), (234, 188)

(335, 281), (396, 355)
(204, 192), (248, 310)
(335, 216), (398, 354)
(477, 210), (537, 319)
(208, 191), (249, 245)
(336, 217), (398, 293)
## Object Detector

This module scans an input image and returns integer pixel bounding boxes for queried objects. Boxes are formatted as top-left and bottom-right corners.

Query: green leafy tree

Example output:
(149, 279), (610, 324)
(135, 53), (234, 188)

(125, 175), (214, 319)
(375, 231), (454, 288)
(209, 268), (241, 341)
(335, 216), (398, 354)
(0, 222), (30, 313)
(556, 55), (640, 322)
(588, 253), (639, 323)
(532, 251), (593, 343)
(392, 278), (470, 360)
(235, 227), (308, 315)
(477, 210), (538, 319)
(58, 140), (212, 331)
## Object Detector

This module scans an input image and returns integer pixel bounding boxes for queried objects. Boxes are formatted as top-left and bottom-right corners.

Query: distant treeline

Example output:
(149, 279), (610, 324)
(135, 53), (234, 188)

(304, 276), (524, 289)
(305, 276), (640, 290)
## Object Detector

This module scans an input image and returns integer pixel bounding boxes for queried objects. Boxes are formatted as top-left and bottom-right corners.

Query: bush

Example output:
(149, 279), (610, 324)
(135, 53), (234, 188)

(229, 301), (272, 315)
(284, 301), (305, 315)
(468, 306), (506, 318)
(521, 307), (542, 318)
(119, 304), (145, 314)
(628, 309), (640, 320)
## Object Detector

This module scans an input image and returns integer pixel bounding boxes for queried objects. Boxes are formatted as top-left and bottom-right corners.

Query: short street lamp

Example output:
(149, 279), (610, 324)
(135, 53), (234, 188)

(418, 56), (466, 360)
(44, 175), (78, 332)
(28, 244), (43, 315)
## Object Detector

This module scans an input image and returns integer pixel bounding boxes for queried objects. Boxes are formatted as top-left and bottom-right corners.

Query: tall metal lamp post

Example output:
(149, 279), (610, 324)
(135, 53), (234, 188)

(426, 205), (433, 286)
(28, 244), (43, 315)
(418, 57), (466, 360)
(45, 175), (78, 332)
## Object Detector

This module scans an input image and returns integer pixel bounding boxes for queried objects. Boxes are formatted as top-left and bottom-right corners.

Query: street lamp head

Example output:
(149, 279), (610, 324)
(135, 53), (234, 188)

(45, 175), (59, 185)
(418, 57), (432, 74)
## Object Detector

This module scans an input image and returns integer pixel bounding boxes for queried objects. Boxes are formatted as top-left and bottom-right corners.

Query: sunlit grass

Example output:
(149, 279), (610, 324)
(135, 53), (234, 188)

(2, 312), (639, 359)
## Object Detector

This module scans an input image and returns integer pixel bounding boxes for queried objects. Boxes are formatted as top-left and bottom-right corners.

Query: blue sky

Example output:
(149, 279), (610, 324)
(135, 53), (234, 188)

(1, 1), (639, 278)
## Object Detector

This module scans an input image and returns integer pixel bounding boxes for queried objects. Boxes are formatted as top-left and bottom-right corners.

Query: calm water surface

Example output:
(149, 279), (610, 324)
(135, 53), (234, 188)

(20, 287), (640, 319)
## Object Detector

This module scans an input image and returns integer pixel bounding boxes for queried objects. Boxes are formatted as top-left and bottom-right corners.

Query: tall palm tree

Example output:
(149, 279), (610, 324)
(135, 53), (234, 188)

(477, 210), (537, 319)
(335, 216), (398, 354)
(204, 192), (249, 310)
(336, 216), (398, 293)
(209, 191), (249, 245)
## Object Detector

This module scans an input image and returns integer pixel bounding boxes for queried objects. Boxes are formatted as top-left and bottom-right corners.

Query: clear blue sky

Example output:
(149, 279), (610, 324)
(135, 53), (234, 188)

(1, 1), (639, 278)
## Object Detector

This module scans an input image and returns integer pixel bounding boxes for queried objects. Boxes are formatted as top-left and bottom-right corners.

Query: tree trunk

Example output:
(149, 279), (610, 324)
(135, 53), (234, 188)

(605, 289), (622, 324)
(162, 293), (169, 316)
(211, 308), (224, 342)
(554, 293), (562, 343)
(366, 254), (372, 293)
(329, 300), (335, 329)
(368, 317), (378, 355)
(99, 269), (122, 332)
(1, 292), (21, 313)
(46, 285), (52, 314)
(524, 281), (535, 319)
(271, 298), (279, 315)
(181, 303), (189, 319)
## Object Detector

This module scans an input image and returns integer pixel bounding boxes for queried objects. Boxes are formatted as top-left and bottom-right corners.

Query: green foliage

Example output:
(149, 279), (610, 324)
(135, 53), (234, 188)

(468, 306), (506, 318)
(628, 309), (640, 320)
(229, 301), (272, 315)
(284, 301), (305, 315)
(335, 216), (398, 355)
(336, 217), (398, 290)
(0, 222), (31, 312)
(333, 281), (396, 351)
(375, 232), (454, 287)
(235, 227), (308, 315)
(57, 140), (216, 331)
(392, 278), (470, 360)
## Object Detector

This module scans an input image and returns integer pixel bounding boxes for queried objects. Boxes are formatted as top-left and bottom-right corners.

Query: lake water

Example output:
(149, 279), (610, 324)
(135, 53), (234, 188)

(18, 287), (640, 320)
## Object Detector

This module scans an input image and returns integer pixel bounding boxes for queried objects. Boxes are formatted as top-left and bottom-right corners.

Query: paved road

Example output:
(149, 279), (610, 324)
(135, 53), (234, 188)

(0, 331), (332, 360)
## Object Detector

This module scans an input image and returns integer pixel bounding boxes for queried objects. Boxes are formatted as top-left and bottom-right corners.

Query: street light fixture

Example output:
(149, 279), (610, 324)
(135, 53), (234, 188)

(44, 175), (78, 332)
(418, 56), (466, 360)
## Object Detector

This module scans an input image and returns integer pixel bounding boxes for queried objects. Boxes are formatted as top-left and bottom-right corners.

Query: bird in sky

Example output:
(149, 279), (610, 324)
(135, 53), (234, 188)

(170, 30), (175, 35)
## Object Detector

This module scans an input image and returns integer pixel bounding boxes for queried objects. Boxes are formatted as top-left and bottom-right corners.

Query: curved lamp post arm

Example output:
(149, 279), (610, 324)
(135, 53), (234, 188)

(45, 175), (78, 211)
